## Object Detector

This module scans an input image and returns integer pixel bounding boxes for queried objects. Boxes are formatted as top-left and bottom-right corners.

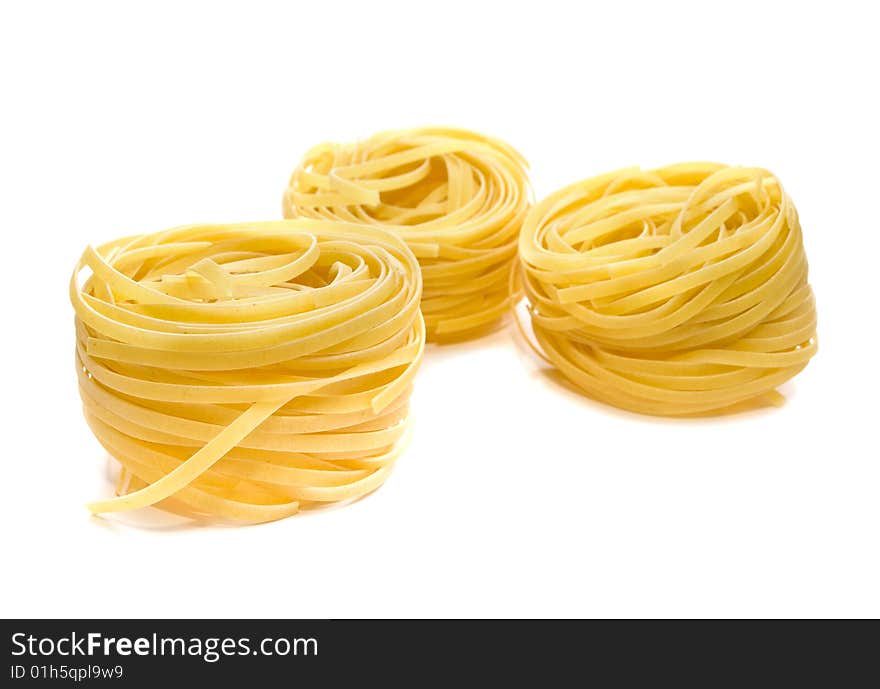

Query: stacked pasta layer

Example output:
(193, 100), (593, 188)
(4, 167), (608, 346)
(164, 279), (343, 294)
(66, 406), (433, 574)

(71, 220), (424, 522)
(284, 127), (531, 340)
(519, 163), (817, 416)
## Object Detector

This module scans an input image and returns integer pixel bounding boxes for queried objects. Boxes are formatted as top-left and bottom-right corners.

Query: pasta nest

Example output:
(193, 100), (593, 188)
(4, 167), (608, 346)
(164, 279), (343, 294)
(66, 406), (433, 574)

(71, 220), (424, 522)
(284, 127), (531, 340)
(518, 163), (817, 416)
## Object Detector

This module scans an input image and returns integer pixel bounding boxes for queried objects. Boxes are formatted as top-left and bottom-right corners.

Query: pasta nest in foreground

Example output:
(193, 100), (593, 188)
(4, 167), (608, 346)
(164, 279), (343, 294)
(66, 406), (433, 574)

(284, 127), (532, 340)
(71, 220), (424, 523)
(518, 163), (817, 416)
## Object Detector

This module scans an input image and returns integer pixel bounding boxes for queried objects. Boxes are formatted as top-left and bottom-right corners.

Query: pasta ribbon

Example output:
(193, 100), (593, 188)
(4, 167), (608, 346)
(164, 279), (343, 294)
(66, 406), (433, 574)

(283, 127), (531, 340)
(518, 163), (817, 416)
(71, 220), (424, 522)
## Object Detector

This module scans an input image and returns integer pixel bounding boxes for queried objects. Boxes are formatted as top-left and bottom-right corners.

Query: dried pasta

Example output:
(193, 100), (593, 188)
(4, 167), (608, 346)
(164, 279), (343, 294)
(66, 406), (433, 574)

(71, 220), (424, 523)
(517, 163), (817, 416)
(283, 127), (531, 340)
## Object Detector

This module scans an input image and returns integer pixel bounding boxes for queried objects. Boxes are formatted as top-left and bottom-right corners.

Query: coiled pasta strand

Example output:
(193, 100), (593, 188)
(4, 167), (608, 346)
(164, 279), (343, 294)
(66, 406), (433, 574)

(71, 220), (424, 522)
(283, 126), (531, 340)
(518, 163), (817, 416)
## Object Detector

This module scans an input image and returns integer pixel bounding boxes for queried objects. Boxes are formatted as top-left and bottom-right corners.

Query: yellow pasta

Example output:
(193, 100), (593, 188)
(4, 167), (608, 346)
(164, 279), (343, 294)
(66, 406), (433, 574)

(71, 220), (424, 523)
(283, 127), (531, 340)
(518, 163), (817, 416)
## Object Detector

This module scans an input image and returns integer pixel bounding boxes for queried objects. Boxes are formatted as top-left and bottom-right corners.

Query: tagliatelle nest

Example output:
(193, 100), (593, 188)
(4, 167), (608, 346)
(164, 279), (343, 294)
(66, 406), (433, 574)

(284, 127), (532, 340)
(518, 163), (817, 416)
(71, 220), (424, 523)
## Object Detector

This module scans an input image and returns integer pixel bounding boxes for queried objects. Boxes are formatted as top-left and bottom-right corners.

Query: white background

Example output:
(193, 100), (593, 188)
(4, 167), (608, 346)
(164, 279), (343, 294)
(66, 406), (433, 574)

(2, 0), (877, 618)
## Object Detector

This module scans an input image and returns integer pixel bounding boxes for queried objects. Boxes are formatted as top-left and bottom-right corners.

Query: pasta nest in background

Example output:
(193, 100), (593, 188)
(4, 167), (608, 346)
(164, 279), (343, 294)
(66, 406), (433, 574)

(284, 127), (531, 340)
